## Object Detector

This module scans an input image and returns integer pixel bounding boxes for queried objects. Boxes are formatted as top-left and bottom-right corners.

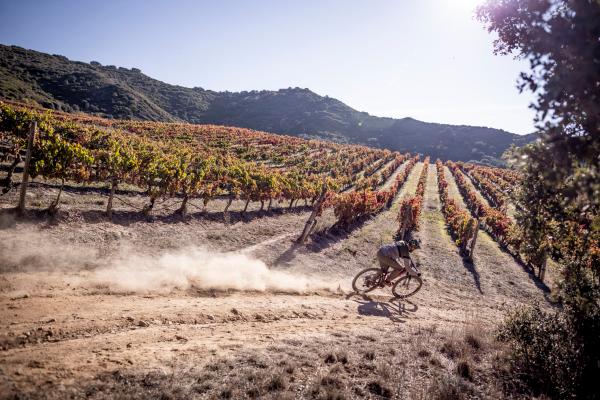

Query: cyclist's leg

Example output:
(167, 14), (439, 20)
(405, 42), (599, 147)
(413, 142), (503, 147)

(377, 254), (391, 273)
(379, 257), (405, 282)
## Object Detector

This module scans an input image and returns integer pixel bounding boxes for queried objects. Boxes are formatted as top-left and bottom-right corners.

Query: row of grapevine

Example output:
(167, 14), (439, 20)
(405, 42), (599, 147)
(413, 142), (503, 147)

(457, 162), (510, 207)
(324, 155), (419, 227)
(396, 157), (430, 240)
(436, 160), (478, 259)
(354, 153), (407, 191)
(447, 161), (519, 250)
(461, 162), (599, 279)
(361, 155), (391, 177)
(0, 102), (390, 218)
(490, 167), (521, 186)
(446, 161), (553, 275)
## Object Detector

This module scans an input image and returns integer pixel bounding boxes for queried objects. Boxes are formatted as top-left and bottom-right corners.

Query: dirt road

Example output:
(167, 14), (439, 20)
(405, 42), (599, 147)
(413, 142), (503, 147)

(0, 169), (554, 399)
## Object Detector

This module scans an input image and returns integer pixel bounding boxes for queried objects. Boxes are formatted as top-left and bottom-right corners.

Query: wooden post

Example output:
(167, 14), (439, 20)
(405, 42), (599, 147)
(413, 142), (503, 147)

(468, 220), (479, 259)
(106, 178), (118, 218)
(398, 203), (412, 241)
(297, 185), (327, 244)
(17, 121), (36, 215)
(539, 253), (547, 282)
(307, 218), (318, 237)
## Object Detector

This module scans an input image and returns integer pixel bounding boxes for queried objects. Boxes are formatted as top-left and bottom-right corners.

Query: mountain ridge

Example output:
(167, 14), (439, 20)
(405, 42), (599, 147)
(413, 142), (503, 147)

(0, 44), (535, 164)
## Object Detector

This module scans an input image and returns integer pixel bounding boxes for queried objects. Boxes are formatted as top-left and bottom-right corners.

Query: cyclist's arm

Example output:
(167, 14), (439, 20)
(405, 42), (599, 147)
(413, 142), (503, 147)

(400, 257), (421, 276)
(392, 257), (411, 270)
(401, 257), (411, 269)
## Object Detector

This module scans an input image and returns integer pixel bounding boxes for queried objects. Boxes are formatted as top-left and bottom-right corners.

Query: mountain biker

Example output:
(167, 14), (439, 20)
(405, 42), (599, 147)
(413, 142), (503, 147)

(377, 239), (421, 284)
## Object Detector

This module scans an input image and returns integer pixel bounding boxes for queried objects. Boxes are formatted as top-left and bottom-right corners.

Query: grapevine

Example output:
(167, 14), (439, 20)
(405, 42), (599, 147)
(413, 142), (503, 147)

(436, 160), (478, 258)
(397, 157), (430, 239)
(0, 102), (394, 216)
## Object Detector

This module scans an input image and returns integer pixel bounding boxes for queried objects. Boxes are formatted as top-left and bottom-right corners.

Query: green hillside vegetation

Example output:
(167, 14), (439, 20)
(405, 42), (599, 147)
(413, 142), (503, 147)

(0, 44), (535, 164)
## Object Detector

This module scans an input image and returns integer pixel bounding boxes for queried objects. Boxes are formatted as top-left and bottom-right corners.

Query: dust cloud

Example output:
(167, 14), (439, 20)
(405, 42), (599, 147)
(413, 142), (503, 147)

(0, 230), (335, 294)
(92, 247), (334, 294)
(0, 229), (100, 272)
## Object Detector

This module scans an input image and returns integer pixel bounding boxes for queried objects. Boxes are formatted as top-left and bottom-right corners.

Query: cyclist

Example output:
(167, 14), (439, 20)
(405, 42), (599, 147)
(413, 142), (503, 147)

(376, 239), (421, 284)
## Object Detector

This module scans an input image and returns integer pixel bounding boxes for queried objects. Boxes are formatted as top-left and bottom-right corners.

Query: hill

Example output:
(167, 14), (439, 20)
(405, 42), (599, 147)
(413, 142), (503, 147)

(0, 44), (535, 163)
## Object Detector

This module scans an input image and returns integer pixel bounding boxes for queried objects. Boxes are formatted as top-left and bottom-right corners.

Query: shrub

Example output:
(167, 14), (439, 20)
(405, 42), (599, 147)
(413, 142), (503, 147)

(324, 353), (337, 364)
(426, 373), (471, 400)
(497, 300), (600, 399)
(266, 374), (285, 391)
(366, 381), (392, 398)
(455, 360), (472, 381)
(463, 333), (481, 350)
(440, 340), (460, 360)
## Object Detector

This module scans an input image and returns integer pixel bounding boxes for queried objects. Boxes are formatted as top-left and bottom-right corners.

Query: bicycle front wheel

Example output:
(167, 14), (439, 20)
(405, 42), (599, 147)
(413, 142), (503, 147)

(392, 275), (422, 298)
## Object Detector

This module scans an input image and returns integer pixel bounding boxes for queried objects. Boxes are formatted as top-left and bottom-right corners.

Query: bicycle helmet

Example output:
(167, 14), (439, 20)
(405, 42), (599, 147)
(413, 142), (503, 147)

(408, 238), (421, 249)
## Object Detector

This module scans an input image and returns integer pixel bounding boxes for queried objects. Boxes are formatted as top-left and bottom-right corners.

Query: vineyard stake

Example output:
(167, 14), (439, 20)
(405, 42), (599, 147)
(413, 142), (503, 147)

(17, 121), (36, 215)
(398, 202), (412, 240)
(297, 184), (327, 244)
(538, 253), (547, 282)
(469, 220), (479, 259)
(107, 178), (118, 218)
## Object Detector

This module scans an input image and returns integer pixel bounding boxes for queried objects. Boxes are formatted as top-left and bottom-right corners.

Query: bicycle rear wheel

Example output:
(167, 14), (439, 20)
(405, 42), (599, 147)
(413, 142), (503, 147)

(352, 268), (385, 294)
(392, 275), (422, 298)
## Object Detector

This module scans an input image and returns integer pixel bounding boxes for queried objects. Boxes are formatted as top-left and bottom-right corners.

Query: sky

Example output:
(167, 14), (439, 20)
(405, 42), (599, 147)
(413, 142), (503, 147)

(0, 0), (536, 134)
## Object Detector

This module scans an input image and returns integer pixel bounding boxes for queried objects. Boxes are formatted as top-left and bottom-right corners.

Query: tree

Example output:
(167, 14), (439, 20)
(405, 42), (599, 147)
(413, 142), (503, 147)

(477, 0), (599, 212)
(477, 1), (599, 398)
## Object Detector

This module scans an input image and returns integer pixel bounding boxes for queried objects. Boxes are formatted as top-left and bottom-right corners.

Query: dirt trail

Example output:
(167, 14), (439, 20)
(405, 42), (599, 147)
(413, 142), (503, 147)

(0, 168), (555, 399)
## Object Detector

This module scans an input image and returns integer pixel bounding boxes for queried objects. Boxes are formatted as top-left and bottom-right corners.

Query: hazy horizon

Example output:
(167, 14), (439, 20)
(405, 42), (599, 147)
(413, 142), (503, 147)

(0, 0), (537, 134)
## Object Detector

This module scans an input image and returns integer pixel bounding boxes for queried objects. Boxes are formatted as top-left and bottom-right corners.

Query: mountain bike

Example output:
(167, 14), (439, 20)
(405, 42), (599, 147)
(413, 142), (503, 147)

(352, 262), (422, 298)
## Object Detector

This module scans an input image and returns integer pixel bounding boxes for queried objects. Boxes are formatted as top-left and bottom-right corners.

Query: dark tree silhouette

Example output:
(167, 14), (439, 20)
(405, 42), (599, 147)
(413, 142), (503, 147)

(477, 1), (599, 399)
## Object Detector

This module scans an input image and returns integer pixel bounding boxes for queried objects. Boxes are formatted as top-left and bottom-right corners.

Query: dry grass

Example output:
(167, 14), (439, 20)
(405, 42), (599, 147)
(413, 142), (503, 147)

(3, 322), (510, 400)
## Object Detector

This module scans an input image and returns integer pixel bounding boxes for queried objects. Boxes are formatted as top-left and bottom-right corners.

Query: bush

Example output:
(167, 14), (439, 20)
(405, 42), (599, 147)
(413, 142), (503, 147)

(366, 381), (391, 398)
(497, 299), (600, 400)
(455, 360), (472, 381)
(426, 373), (472, 400)
(266, 374), (285, 391)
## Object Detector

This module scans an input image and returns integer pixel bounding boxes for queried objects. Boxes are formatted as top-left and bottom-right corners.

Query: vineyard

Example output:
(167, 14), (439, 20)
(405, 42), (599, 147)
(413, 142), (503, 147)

(3, 0), (598, 397)
(1, 101), (595, 400)
(0, 0), (600, 400)
(0, 101), (567, 270)
(0, 102), (413, 229)
(446, 161), (545, 275)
